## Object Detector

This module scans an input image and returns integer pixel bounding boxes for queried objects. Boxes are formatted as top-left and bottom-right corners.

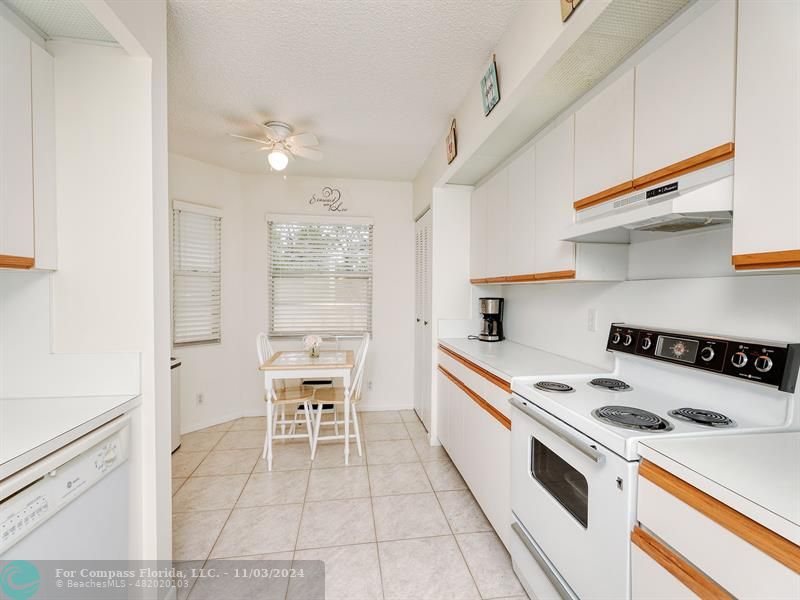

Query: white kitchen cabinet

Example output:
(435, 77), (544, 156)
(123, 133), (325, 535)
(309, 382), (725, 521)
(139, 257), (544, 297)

(732, 0), (800, 268)
(469, 184), (488, 280)
(633, 0), (736, 179)
(436, 369), (450, 450)
(534, 117), (575, 275)
(437, 349), (512, 548)
(31, 43), (57, 270)
(574, 69), (634, 204)
(635, 466), (800, 600)
(506, 147), (536, 277)
(631, 544), (697, 600)
(0, 13), (34, 266)
(485, 168), (508, 278)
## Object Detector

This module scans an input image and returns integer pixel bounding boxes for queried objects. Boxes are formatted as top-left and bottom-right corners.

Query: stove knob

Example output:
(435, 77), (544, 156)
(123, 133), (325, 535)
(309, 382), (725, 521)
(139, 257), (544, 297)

(754, 355), (773, 373)
(700, 347), (715, 362)
(611, 332), (621, 344)
(730, 351), (748, 368)
(623, 334), (633, 347)
(641, 338), (652, 351)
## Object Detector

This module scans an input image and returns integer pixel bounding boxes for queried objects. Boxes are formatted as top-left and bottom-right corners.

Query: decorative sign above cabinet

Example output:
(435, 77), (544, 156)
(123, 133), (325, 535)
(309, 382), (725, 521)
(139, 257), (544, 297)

(308, 187), (347, 212)
(481, 57), (500, 116)
(561, 0), (583, 22)
(446, 119), (457, 164)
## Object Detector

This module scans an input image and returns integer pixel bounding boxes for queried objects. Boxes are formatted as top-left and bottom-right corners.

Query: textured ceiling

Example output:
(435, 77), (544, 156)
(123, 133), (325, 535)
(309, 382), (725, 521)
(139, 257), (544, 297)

(167, 0), (525, 180)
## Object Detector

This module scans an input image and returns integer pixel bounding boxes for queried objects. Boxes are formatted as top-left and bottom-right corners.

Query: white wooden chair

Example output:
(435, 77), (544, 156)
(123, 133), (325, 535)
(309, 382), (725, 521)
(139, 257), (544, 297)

(310, 334), (370, 460)
(256, 333), (315, 470)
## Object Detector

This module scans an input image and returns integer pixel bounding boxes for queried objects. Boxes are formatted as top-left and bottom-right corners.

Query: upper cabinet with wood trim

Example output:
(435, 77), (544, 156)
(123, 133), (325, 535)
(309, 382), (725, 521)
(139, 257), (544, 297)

(633, 0), (736, 180)
(731, 0), (800, 270)
(31, 42), (57, 270)
(506, 147), (536, 278)
(534, 116), (576, 277)
(469, 183), (489, 281)
(0, 14), (34, 268)
(574, 70), (634, 210)
(485, 168), (509, 279)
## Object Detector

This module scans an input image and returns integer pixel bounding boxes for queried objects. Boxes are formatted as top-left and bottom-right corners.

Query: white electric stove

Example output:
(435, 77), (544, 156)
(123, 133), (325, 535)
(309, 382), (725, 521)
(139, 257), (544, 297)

(507, 324), (800, 600)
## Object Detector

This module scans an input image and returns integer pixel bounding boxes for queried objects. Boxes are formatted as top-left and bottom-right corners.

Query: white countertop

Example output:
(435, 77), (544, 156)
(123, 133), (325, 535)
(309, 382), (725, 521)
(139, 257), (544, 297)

(0, 394), (139, 481)
(438, 338), (601, 382)
(640, 432), (800, 544)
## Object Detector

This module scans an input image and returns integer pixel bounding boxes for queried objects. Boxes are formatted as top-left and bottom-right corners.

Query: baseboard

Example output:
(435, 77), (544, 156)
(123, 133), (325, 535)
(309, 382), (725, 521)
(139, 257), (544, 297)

(182, 411), (241, 434)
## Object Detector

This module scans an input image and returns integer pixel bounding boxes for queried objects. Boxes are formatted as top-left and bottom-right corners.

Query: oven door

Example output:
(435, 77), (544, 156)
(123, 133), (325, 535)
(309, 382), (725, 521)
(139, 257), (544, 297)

(509, 395), (637, 600)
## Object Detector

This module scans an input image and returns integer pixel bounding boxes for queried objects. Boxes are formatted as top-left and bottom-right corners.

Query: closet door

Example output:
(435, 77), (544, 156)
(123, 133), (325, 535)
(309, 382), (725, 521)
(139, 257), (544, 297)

(414, 211), (433, 430)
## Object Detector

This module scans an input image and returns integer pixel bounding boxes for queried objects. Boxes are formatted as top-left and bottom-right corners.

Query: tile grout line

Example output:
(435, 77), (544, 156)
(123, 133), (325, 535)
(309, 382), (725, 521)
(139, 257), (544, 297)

(366, 444), (388, 600)
(418, 422), (486, 600)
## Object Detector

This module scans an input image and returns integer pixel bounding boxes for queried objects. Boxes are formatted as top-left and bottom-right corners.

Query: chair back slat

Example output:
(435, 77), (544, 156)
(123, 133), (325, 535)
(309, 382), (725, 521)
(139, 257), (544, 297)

(256, 332), (274, 367)
(350, 334), (370, 401)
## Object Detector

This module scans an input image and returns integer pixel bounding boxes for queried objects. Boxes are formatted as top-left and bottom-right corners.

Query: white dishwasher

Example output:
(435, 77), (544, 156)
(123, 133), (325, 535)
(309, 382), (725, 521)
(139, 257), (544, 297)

(0, 416), (130, 560)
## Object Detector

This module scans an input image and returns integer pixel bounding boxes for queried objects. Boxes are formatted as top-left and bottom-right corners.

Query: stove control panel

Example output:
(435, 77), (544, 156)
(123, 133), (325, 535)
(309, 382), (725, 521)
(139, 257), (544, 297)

(606, 324), (800, 392)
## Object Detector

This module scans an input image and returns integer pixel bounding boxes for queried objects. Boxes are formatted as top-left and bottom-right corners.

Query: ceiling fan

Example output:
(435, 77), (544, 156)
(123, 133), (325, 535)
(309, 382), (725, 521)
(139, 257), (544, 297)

(229, 121), (322, 171)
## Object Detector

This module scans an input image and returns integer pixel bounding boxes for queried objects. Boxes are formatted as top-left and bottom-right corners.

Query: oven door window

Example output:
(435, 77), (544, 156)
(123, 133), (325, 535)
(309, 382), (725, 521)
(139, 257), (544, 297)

(531, 437), (588, 528)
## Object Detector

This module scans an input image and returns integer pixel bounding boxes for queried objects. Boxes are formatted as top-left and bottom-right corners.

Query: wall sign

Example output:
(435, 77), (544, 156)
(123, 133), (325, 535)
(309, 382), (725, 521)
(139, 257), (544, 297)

(309, 186), (347, 212)
(561, 0), (583, 22)
(446, 119), (457, 164)
(481, 56), (500, 116)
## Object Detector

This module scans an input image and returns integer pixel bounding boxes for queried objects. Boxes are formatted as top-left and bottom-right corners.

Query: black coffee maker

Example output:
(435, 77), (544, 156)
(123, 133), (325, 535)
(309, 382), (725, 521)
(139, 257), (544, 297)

(478, 297), (504, 342)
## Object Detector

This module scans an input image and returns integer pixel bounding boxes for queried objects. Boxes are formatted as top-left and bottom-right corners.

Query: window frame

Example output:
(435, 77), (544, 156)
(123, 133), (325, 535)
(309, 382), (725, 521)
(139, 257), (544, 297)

(267, 213), (374, 338)
(172, 200), (223, 347)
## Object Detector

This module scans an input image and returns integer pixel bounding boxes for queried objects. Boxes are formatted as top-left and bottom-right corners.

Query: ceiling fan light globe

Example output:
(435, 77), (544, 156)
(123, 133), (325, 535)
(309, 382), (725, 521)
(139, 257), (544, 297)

(267, 149), (289, 171)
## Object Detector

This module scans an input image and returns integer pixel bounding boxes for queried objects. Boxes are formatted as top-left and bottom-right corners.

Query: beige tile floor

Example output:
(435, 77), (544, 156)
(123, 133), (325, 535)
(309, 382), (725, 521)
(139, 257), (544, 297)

(172, 410), (528, 600)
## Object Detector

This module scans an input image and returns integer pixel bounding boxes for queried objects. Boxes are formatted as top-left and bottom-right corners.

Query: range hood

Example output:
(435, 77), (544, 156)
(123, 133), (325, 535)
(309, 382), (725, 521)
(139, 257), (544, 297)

(562, 160), (734, 243)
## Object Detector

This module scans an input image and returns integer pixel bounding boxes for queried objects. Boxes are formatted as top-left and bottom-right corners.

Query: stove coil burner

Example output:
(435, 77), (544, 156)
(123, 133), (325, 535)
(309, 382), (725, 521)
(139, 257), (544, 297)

(589, 378), (632, 391)
(668, 408), (735, 428)
(534, 381), (574, 393)
(592, 406), (674, 432)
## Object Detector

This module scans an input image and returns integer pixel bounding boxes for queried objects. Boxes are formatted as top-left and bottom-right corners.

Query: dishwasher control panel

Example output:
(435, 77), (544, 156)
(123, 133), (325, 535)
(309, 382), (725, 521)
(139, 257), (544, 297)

(0, 425), (129, 554)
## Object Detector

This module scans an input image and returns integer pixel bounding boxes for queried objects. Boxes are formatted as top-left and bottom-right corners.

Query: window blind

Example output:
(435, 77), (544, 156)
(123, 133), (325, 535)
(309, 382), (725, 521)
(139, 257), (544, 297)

(172, 203), (222, 345)
(269, 219), (373, 336)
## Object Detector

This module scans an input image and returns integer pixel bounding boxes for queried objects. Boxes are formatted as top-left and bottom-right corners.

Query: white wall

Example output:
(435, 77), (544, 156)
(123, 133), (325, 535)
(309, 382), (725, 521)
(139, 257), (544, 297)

(502, 273), (800, 370)
(169, 154), (246, 432)
(169, 154), (415, 431)
(413, 0), (610, 217)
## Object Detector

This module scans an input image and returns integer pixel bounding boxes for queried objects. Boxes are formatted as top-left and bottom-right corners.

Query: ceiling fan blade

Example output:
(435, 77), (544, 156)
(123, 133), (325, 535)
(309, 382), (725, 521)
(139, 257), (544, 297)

(259, 123), (283, 142)
(286, 132), (319, 147)
(229, 133), (270, 145)
(291, 146), (323, 161)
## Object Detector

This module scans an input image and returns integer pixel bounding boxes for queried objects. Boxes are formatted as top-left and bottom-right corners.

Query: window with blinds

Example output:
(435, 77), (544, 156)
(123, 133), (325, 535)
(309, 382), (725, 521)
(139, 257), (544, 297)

(268, 218), (373, 336)
(172, 202), (222, 345)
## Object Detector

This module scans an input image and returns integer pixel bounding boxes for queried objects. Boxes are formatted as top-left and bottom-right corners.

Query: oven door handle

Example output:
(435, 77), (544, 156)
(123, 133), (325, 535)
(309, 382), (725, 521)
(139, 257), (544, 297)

(511, 521), (577, 600)
(509, 396), (605, 464)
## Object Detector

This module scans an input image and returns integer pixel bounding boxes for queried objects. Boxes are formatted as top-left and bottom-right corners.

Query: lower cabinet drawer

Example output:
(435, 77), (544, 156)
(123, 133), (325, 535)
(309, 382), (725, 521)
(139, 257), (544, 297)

(632, 541), (699, 600)
(637, 464), (800, 600)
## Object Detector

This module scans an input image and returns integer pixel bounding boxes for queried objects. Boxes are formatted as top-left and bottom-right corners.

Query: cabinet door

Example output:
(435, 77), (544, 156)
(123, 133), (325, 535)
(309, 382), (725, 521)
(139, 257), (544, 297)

(633, 0), (736, 178)
(506, 148), (536, 277)
(732, 0), (800, 259)
(31, 43), (57, 270)
(534, 117), (575, 275)
(574, 70), (634, 202)
(485, 168), (508, 278)
(0, 15), (34, 261)
(436, 369), (450, 450)
(469, 185), (488, 279)
(631, 544), (698, 600)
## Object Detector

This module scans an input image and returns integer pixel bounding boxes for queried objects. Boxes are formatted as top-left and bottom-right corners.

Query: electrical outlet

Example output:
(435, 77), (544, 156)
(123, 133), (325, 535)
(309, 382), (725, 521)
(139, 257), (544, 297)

(197, 393), (204, 404)
(587, 308), (598, 333)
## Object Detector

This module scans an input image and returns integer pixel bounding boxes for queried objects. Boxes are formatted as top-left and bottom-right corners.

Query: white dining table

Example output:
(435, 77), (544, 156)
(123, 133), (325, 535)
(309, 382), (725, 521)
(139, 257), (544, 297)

(259, 350), (356, 463)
